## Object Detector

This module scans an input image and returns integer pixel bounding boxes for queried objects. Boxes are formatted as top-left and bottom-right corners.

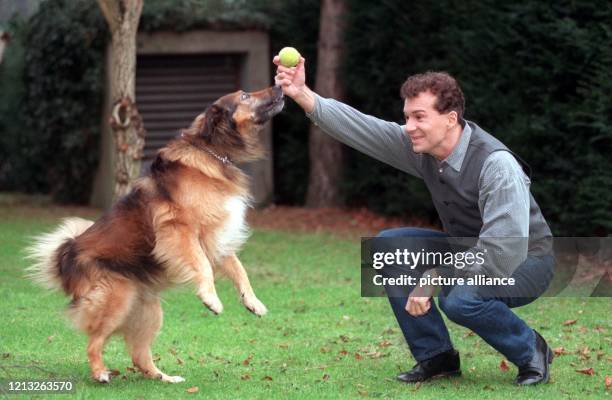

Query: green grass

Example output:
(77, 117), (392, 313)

(0, 201), (610, 399)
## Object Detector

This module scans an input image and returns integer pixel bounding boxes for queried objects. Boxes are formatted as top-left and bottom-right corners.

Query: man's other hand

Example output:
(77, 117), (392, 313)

(405, 284), (435, 316)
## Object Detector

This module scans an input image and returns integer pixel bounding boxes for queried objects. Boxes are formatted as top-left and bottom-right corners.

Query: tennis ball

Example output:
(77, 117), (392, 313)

(278, 47), (300, 67)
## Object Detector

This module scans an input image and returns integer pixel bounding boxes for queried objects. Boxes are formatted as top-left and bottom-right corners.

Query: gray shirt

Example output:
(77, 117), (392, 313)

(305, 94), (531, 274)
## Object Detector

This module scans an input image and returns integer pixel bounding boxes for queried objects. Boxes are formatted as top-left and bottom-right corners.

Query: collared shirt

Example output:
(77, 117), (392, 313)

(305, 93), (531, 273)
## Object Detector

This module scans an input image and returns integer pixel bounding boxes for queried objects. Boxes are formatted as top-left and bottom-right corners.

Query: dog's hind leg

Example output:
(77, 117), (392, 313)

(154, 228), (223, 314)
(123, 295), (184, 383)
(81, 279), (136, 383)
(219, 254), (267, 316)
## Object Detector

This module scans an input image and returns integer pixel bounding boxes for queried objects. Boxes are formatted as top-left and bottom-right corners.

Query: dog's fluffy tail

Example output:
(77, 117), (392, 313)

(25, 217), (94, 291)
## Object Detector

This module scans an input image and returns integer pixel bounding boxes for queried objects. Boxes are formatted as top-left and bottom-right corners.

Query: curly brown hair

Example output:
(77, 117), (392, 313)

(400, 72), (465, 119)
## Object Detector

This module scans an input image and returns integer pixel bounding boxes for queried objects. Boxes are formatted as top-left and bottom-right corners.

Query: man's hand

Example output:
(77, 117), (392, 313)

(273, 55), (305, 97)
(405, 284), (436, 317)
(273, 55), (315, 113)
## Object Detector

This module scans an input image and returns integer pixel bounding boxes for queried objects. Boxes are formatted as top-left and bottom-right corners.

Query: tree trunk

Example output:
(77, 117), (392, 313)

(98, 0), (145, 202)
(305, 0), (346, 207)
(0, 31), (9, 65)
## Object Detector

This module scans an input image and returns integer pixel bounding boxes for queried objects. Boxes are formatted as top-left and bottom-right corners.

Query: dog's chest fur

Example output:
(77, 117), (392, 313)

(214, 195), (250, 258)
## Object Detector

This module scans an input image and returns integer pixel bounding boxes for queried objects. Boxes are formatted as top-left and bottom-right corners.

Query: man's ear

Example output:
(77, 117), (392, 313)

(447, 110), (458, 128)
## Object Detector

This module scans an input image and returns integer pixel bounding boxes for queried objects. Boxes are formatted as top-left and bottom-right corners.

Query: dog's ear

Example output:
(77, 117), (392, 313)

(199, 104), (243, 148)
(200, 104), (227, 139)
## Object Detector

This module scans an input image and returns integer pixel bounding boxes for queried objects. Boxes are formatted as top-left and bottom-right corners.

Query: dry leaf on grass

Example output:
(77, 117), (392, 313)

(563, 319), (578, 326)
(186, 386), (199, 393)
(553, 347), (568, 356)
(576, 368), (595, 376)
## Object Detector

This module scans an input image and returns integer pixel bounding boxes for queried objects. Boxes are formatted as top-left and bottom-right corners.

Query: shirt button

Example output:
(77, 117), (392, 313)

(438, 168), (443, 173)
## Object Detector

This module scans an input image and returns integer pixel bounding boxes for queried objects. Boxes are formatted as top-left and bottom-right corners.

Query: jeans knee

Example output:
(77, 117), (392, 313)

(439, 295), (476, 324)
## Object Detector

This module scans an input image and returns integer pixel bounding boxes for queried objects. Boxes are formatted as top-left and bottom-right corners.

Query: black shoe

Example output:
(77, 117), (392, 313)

(514, 330), (553, 386)
(396, 349), (461, 383)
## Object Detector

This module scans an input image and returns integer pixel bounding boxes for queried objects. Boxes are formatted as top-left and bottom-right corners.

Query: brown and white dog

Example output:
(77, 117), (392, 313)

(27, 86), (284, 383)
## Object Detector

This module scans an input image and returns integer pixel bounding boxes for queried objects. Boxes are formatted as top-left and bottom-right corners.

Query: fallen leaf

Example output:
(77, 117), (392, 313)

(499, 359), (510, 372)
(169, 347), (178, 356)
(320, 347), (330, 353)
(579, 346), (590, 360)
(322, 374), (330, 381)
(278, 343), (289, 349)
(464, 331), (476, 337)
(340, 335), (350, 343)
(339, 349), (348, 356)
(262, 376), (273, 381)
(109, 369), (121, 376)
(243, 355), (253, 366)
(249, 339), (257, 344)
(563, 319), (578, 326)
(605, 376), (612, 390)
(186, 386), (199, 393)
(241, 374), (251, 380)
(608, 357), (612, 362)
(355, 352), (363, 360)
(126, 366), (137, 373)
(176, 357), (184, 365)
(469, 367), (476, 373)
(378, 340), (392, 348)
(47, 335), (54, 343)
(553, 347), (568, 356)
(576, 368), (595, 376)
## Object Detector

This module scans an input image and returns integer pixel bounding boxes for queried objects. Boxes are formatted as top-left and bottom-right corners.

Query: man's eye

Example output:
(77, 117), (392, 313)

(240, 92), (250, 101)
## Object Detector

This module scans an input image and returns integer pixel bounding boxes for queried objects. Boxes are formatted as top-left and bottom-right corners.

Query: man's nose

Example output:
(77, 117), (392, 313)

(405, 119), (416, 133)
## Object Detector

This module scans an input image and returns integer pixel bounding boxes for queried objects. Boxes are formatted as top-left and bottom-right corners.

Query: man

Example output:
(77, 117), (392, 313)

(274, 56), (555, 386)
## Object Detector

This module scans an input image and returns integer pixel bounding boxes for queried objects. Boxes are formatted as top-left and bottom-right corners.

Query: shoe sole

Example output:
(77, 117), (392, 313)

(397, 370), (462, 384)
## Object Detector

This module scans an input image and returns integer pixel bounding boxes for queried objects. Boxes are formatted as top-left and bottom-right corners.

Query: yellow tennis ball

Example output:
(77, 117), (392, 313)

(278, 47), (300, 67)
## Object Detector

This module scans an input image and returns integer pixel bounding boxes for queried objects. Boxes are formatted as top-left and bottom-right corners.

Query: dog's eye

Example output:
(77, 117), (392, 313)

(240, 92), (250, 101)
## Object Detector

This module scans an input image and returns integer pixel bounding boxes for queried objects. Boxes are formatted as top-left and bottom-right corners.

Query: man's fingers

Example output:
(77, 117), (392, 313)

(273, 55), (280, 65)
(276, 71), (294, 80)
(407, 299), (420, 316)
(406, 297), (431, 317)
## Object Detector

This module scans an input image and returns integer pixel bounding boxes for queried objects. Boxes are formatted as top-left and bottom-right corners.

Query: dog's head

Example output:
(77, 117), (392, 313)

(183, 86), (284, 162)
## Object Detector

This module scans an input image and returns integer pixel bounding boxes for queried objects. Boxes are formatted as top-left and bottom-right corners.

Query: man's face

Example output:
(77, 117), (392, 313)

(403, 91), (456, 156)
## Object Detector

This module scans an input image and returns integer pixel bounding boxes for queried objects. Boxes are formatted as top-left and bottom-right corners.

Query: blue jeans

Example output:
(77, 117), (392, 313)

(377, 227), (554, 366)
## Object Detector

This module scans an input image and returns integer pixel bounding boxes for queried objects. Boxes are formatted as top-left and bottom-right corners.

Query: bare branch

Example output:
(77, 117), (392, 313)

(97, 0), (122, 32)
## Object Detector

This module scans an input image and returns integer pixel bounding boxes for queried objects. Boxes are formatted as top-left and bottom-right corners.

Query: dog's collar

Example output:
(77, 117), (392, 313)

(182, 133), (232, 166)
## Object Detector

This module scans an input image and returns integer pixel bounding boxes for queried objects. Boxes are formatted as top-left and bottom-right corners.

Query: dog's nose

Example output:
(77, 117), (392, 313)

(272, 85), (283, 98)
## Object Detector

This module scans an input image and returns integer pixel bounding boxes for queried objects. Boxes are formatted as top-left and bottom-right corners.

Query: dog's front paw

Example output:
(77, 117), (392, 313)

(200, 293), (224, 315)
(242, 295), (268, 316)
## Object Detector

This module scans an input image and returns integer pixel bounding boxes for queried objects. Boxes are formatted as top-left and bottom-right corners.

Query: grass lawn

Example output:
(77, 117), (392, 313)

(0, 196), (610, 399)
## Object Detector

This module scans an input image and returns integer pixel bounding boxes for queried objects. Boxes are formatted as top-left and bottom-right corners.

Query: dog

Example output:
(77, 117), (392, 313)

(26, 85), (284, 383)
